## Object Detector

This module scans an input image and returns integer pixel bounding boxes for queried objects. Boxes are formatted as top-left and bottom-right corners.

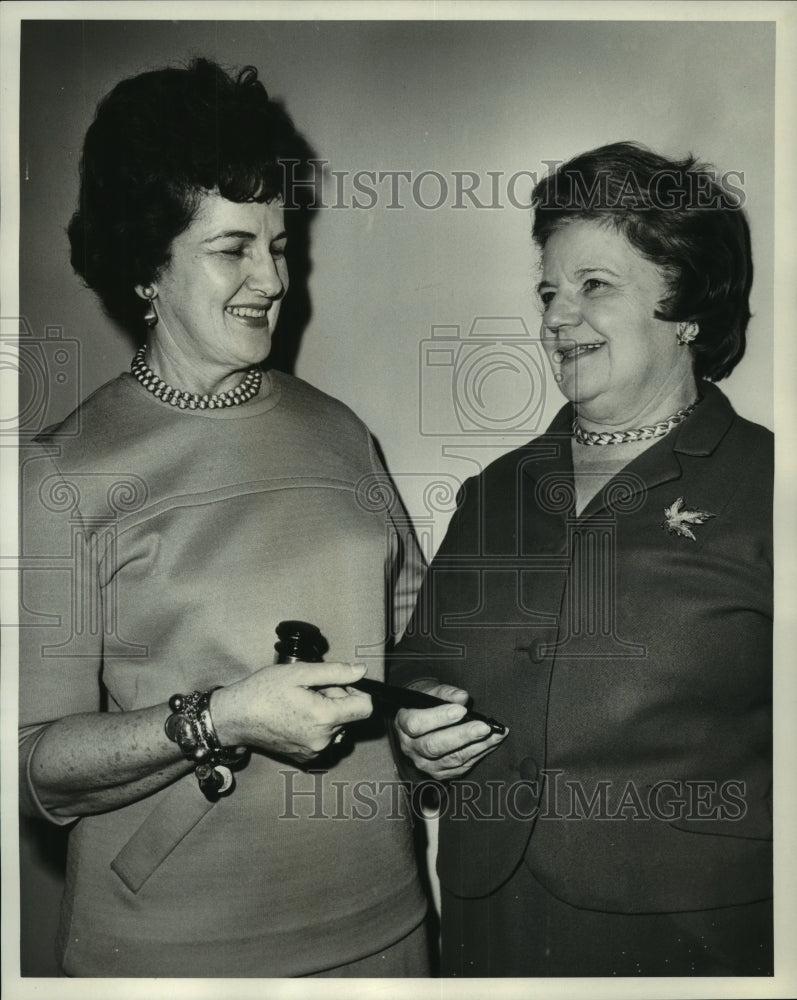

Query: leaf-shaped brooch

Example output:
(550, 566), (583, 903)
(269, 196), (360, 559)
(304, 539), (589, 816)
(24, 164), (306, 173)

(662, 497), (715, 542)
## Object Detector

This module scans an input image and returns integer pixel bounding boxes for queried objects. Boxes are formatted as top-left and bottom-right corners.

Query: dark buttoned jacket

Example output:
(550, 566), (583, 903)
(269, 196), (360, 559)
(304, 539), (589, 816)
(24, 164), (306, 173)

(391, 382), (773, 912)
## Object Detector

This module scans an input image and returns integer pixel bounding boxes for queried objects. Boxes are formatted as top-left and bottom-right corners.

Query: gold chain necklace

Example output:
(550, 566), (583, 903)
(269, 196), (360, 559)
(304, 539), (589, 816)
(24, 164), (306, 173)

(573, 399), (700, 446)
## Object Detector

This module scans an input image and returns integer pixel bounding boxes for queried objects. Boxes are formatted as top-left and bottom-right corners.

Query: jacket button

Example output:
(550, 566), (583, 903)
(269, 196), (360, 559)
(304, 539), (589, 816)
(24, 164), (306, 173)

(517, 756), (539, 781)
(528, 641), (545, 663)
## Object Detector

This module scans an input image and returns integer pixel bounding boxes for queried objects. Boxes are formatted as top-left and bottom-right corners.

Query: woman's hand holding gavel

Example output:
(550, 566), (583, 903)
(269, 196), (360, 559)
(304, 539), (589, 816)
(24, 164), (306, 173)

(210, 663), (373, 763)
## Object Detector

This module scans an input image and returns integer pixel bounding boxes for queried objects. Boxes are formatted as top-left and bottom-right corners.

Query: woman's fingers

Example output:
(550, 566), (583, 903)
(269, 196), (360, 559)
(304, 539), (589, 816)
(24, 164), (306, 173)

(321, 688), (373, 724)
(397, 702), (468, 739)
(432, 730), (507, 774)
(394, 701), (509, 779)
(413, 718), (494, 760)
(407, 680), (470, 707)
(299, 662), (374, 721)
(397, 712), (493, 761)
(293, 661), (367, 688)
(318, 685), (349, 699)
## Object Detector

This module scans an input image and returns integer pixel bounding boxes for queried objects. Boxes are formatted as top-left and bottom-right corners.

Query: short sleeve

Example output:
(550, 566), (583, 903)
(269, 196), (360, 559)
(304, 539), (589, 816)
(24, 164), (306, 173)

(364, 434), (426, 642)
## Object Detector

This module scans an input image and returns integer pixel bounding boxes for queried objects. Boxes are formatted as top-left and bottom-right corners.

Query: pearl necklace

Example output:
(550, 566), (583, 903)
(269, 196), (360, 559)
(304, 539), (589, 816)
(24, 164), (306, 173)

(573, 399), (700, 446)
(131, 346), (262, 409)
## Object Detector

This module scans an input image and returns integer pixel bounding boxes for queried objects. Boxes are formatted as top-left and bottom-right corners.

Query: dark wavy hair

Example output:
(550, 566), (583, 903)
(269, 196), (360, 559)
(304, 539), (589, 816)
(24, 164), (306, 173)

(68, 58), (304, 335)
(531, 141), (753, 381)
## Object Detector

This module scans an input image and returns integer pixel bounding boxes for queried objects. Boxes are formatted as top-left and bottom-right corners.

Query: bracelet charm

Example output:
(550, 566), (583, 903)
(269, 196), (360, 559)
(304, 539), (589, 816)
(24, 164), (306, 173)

(164, 688), (249, 801)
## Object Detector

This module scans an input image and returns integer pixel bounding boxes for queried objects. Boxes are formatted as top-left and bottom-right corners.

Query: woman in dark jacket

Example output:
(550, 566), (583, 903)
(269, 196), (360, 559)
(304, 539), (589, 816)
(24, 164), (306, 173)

(391, 142), (773, 977)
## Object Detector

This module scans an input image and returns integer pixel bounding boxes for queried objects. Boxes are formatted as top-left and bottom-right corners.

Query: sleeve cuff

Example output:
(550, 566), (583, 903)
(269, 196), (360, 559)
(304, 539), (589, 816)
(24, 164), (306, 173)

(19, 725), (79, 826)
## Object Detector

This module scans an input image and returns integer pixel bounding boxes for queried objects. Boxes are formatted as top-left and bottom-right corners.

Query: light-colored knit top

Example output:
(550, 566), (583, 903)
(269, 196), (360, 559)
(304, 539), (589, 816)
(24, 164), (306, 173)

(19, 369), (426, 976)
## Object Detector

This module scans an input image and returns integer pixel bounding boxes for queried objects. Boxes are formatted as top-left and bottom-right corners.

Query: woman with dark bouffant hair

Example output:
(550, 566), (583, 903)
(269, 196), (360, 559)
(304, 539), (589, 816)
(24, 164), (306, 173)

(391, 141), (773, 976)
(19, 58), (430, 977)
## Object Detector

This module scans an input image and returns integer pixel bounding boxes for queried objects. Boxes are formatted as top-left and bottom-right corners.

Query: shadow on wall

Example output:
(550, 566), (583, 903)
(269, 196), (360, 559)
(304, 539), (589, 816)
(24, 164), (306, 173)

(268, 155), (316, 376)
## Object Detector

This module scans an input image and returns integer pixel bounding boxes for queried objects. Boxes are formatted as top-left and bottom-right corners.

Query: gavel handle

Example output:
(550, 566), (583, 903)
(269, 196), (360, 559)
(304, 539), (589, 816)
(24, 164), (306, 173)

(349, 676), (506, 735)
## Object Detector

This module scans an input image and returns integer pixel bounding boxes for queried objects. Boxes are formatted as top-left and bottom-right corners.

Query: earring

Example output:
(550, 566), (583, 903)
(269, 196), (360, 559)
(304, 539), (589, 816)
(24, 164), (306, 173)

(677, 321), (698, 346)
(142, 285), (158, 328)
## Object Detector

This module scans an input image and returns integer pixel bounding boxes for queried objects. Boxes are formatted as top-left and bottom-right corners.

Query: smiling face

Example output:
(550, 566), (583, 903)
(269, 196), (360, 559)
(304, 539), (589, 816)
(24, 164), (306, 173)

(141, 191), (288, 394)
(537, 219), (695, 427)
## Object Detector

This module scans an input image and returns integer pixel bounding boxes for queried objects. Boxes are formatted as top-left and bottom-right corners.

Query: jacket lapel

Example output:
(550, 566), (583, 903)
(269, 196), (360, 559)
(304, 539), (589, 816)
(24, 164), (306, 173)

(576, 382), (735, 520)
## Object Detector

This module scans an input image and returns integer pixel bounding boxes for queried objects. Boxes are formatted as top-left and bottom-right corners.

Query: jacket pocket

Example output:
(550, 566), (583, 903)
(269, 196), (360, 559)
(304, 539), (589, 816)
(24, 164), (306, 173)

(110, 779), (216, 893)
